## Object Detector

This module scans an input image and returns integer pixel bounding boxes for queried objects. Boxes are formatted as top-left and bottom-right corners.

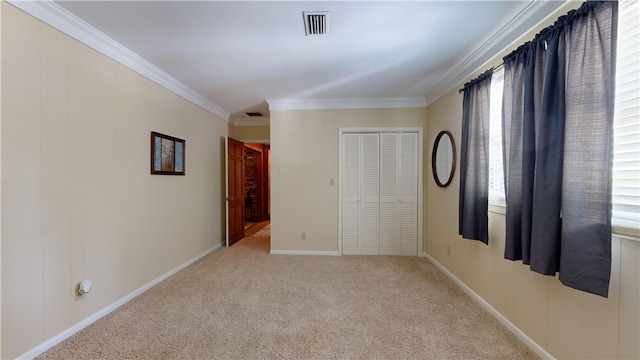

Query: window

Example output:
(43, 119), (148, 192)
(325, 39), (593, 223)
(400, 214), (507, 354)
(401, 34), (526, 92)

(488, 67), (505, 211)
(612, 0), (640, 235)
(488, 0), (639, 237)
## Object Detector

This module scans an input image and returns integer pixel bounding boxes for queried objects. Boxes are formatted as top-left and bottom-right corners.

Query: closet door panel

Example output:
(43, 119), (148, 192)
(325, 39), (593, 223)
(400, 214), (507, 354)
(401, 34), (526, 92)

(342, 134), (361, 255)
(361, 134), (379, 255)
(361, 202), (379, 254)
(399, 133), (418, 200)
(380, 202), (398, 255)
(341, 130), (418, 256)
(399, 202), (418, 255)
(342, 133), (379, 255)
(342, 202), (360, 255)
(380, 133), (398, 199)
(399, 133), (418, 255)
(361, 134), (379, 199)
(380, 133), (399, 255)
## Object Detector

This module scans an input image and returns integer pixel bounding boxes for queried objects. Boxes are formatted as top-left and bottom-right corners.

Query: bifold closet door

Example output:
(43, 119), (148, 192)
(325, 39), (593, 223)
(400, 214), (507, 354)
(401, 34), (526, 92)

(380, 132), (418, 256)
(342, 133), (380, 255)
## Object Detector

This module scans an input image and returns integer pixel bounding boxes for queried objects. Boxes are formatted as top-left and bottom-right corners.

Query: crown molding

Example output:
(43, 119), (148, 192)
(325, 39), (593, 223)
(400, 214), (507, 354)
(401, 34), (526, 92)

(8, 0), (567, 118)
(267, 97), (427, 111)
(7, 0), (231, 122)
(424, 0), (567, 106)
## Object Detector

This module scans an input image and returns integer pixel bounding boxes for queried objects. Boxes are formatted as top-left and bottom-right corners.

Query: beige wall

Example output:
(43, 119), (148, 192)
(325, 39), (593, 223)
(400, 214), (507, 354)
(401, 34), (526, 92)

(1, 4), (228, 358)
(234, 125), (270, 143)
(270, 108), (426, 252)
(425, 2), (639, 358)
(426, 87), (640, 359)
(228, 123), (235, 138)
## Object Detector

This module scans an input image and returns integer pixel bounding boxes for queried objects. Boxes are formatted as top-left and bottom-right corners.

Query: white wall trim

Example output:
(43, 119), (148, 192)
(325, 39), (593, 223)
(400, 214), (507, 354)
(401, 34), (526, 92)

(267, 97), (427, 111)
(270, 250), (341, 256)
(422, 252), (555, 360)
(6, 0), (230, 122)
(17, 243), (222, 360)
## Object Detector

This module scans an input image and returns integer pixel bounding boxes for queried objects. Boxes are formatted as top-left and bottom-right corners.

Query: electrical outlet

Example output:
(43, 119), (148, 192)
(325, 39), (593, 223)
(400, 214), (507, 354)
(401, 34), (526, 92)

(301, 232), (306, 240)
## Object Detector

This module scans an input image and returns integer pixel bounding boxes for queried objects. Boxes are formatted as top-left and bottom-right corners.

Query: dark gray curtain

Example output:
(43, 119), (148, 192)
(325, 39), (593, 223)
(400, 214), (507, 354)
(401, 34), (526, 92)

(459, 69), (493, 244)
(502, 1), (617, 297)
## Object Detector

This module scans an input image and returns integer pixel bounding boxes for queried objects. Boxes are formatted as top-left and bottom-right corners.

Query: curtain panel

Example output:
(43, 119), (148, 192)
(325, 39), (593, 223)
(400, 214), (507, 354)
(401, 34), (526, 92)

(502, 1), (617, 297)
(459, 69), (493, 244)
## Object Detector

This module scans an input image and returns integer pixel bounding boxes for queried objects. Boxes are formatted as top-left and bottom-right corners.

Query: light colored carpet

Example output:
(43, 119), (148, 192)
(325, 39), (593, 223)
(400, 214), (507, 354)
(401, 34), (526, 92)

(37, 234), (538, 360)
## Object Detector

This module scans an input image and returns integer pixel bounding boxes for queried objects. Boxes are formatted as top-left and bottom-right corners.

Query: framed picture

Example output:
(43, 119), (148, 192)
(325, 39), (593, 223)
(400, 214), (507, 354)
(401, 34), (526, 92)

(151, 131), (185, 175)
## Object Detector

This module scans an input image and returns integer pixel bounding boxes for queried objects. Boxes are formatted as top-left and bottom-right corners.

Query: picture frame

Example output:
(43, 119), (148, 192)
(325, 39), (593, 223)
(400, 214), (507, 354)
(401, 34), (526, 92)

(151, 131), (185, 175)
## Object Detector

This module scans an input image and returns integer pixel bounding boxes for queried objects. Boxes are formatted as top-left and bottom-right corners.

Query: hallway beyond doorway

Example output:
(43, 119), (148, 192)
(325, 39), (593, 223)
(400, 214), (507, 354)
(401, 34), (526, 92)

(244, 221), (270, 238)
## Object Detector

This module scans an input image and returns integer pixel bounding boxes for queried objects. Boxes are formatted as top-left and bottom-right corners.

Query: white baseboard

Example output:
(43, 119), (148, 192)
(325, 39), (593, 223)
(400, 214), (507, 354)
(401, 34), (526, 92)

(422, 252), (555, 360)
(17, 243), (222, 360)
(270, 249), (341, 256)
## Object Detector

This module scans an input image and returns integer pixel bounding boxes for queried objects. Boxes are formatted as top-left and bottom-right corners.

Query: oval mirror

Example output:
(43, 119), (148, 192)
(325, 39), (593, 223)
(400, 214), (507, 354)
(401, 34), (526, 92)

(432, 131), (456, 187)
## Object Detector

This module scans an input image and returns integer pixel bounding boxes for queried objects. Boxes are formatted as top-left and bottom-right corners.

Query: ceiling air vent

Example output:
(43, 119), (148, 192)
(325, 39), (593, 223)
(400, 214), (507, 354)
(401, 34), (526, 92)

(245, 112), (263, 117)
(303, 11), (329, 36)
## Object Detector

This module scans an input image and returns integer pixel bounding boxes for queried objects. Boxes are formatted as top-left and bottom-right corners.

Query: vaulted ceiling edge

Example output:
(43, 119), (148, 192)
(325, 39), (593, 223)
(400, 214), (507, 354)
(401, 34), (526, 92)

(7, 0), (232, 122)
(424, 0), (568, 106)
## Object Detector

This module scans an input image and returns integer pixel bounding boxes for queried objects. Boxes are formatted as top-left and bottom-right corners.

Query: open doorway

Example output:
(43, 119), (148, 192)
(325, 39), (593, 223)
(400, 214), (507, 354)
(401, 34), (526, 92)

(226, 138), (270, 248)
(243, 143), (270, 231)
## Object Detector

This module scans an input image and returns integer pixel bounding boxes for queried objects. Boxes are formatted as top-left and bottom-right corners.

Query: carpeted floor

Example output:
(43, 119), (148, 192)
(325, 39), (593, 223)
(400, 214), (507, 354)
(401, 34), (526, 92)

(37, 232), (537, 360)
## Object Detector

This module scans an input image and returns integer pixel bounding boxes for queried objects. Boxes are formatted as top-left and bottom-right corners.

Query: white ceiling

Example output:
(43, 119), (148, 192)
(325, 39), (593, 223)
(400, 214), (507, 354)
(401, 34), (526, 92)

(17, 1), (566, 124)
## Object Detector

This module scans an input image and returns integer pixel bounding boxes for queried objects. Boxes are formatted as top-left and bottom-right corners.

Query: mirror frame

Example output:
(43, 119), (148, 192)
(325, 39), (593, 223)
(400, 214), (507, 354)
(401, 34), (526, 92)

(431, 130), (456, 188)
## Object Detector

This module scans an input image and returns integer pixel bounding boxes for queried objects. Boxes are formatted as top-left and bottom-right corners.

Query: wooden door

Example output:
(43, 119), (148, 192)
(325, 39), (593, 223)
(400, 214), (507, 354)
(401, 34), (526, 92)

(227, 137), (245, 246)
